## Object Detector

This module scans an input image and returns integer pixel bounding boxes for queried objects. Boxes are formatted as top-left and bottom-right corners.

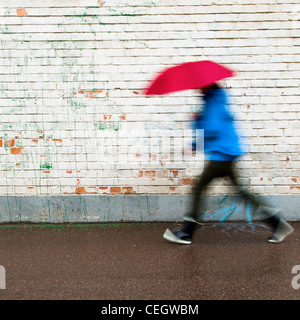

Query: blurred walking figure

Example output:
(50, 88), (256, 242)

(145, 60), (294, 245)
(163, 83), (294, 244)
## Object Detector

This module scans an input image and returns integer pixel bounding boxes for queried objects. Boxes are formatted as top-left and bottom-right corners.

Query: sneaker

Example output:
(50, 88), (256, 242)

(268, 219), (294, 243)
(163, 228), (192, 245)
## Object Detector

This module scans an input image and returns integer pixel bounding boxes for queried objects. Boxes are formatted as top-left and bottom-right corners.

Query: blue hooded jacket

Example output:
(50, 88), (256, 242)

(192, 87), (246, 161)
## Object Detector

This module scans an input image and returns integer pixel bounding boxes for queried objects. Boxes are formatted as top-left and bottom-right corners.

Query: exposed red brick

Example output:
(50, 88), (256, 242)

(11, 147), (24, 155)
(75, 187), (86, 195)
(171, 170), (179, 177)
(178, 178), (197, 186)
(145, 171), (156, 178)
(110, 187), (121, 194)
(85, 91), (96, 98)
(5, 140), (15, 147)
(122, 187), (134, 194)
(17, 8), (27, 16)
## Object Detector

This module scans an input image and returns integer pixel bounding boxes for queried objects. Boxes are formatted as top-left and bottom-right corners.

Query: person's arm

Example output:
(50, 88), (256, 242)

(191, 103), (223, 151)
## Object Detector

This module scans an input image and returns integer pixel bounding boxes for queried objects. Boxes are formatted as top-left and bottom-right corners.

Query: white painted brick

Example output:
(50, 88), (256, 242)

(0, 0), (299, 196)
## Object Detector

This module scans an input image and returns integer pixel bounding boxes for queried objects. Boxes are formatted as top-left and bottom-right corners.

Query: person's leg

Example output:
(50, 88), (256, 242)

(228, 163), (294, 243)
(186, 161), (224, 222)
(163, 161), (231, 244)
(227, 164), (268, 211)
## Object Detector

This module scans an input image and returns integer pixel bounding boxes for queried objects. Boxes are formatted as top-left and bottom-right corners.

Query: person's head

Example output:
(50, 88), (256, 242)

(199, 83), (221, 94)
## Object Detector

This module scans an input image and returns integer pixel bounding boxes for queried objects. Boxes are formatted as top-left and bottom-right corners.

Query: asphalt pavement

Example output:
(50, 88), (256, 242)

(0, 221), (299, 300)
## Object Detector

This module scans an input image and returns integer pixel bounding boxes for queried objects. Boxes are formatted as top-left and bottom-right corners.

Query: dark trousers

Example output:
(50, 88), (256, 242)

(187, 160), (278, 225)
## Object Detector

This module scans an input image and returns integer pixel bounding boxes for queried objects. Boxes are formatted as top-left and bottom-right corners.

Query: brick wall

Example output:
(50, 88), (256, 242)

(0, 0), (299, 198)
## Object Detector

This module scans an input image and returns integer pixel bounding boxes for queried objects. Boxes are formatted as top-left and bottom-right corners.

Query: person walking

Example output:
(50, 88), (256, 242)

(163, 83), (294, 244)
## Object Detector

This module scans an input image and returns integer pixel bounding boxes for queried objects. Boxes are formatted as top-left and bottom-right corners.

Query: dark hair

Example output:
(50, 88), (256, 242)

(207, 83), (221, 90)
(200, 83), (221, 94)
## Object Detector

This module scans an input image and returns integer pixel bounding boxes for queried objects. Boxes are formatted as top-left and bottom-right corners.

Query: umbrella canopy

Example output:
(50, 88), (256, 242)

(144, 60), (236, 95)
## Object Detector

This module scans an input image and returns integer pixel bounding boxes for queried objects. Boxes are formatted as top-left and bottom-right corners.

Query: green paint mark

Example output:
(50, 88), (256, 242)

(95, 121), (122, 131)
(79, 196), (88, 222)
(48, 199), (51, 222)
(146, 196), (151, 214)
(40, 163), (53, 170)
(6, 196), (12, 222)
(15, 196), (22, 222)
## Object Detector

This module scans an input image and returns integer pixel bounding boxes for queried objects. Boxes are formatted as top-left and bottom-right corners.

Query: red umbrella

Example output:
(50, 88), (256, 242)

(144, 60), (236, 95)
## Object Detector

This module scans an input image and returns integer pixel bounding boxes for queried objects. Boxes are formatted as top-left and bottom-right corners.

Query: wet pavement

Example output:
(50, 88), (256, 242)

(0, 221), (299, 300)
